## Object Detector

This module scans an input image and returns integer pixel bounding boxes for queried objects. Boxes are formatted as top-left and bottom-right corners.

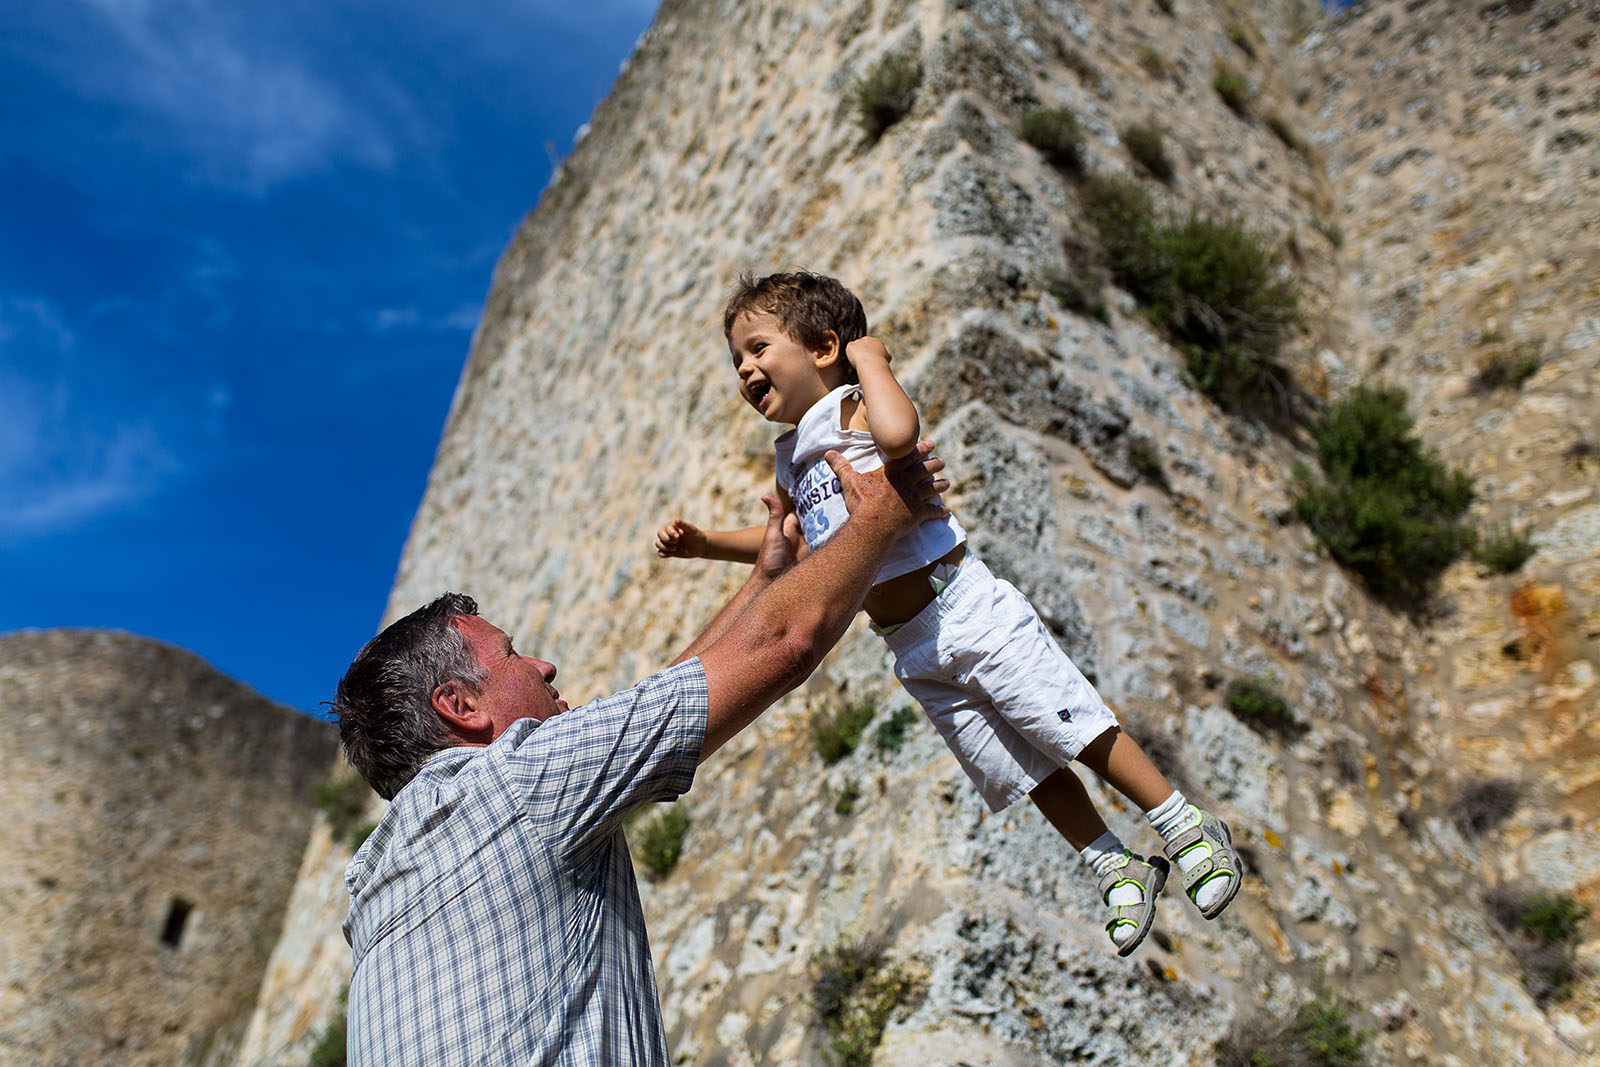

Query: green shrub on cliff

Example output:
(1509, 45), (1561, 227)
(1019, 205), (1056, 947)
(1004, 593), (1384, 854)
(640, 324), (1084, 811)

(1218, 992), (1369, 1067)
(812, 939), (920, 1067)
(1488, 886), (1591, 1004)
(853, 52), (922, 143)
(1122, 121), (1173, 181)
(308, 987), (348, 1067)
(1214, 65), (1253, 115)
(812, 699), (878, 764)
(312, 769), (375, 848)
(1021, 107), (1086, 174)
(1293, 387), (1475, 604)
(633, 803), (690, 879)
(1079, 172), (1297, 411)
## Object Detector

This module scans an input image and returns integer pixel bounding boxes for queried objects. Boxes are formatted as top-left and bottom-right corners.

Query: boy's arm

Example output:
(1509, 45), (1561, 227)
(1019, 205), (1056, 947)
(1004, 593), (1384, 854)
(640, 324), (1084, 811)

(655, 520), (765, 563)
(845, 337), (920, 459)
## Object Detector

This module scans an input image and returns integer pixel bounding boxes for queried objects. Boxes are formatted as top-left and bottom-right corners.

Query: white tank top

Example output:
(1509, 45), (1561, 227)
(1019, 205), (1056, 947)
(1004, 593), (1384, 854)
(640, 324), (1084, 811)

(774, 385), (966, 585)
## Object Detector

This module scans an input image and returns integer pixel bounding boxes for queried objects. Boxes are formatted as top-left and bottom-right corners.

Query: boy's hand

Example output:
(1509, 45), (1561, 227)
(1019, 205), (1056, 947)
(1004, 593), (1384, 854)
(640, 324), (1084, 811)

(655, 518), (707, 558)
(844, 336), (892, 369)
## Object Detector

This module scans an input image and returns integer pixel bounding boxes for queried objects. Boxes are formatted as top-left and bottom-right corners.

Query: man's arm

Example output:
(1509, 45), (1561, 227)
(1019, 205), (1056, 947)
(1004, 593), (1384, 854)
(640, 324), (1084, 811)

(669, 496), (801, 665)
(693, 442), (947, 761)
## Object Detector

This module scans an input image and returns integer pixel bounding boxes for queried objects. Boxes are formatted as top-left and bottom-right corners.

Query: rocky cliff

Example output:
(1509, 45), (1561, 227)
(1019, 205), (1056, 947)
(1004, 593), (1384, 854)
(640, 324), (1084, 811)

(243, 0), (1599, 1062)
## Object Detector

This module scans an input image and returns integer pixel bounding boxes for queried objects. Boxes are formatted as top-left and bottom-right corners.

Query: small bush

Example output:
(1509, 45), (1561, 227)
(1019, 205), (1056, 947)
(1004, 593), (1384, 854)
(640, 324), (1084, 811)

(1128, 435), (1170, 490)
(1021, 107), (1086, 174)
(1472, 341), (1543, 393)
(1266, 111), (1308, 155)
(1079, 173), (1297, 412)
(634, 803), (691, 879)
(1450, 777), (1520, 838)
(1219, 992), (1369, 1067)
(1293, 387), (1476, 604)
(1157, 212), (1298, 406)
(1079, 173), (1168, 301)
(1520, 894), (1589, 945)
(1122, 121), (1173, 180)
(1226, 22), (1257, 59)
(1474, 522), (1536, 573)
(308, 987), (348, 1067)
(813, 699), (878, 764)
(1049, 272), (1109, 323)
(312, 769), (375, 848)
(1487, 887), (1590, 1004)
(813, 939), (920, 1067)
(1137, 45), (1168, 78)
(1224, 677), (1301, 737)
(834, 779), (862, 816)
(1315, 218), (1344, 248)
(853, 52), (922, 143)
(872, 706), (920, 753)
(1214, 66), (1253, 115)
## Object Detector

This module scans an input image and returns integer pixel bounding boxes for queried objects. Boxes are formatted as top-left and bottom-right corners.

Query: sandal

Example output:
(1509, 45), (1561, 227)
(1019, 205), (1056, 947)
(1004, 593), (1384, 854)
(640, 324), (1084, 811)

(1098, 853), (1169, 957)
(1165, 808), (1241, 920)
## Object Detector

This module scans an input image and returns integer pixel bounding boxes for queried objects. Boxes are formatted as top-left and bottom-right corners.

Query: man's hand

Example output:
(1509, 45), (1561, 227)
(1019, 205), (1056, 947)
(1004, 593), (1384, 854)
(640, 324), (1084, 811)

(751, 495), (805, 582)
(825, 440), (949, 540)
(654, 518), (707, 558)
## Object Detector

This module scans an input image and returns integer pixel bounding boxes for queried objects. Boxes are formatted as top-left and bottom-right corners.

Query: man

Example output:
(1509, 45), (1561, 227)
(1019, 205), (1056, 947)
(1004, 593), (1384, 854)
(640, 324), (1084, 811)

(331, 444), (948, 1065)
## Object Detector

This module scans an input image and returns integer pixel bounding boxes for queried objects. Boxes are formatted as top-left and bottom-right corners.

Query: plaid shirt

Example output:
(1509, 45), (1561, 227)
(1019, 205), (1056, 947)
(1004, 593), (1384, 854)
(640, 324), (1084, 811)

(343, 659), (707, 1066)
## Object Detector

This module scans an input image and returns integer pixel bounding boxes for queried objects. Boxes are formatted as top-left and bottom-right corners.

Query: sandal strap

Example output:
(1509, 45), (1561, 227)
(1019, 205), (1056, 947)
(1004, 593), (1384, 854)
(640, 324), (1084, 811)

(1181, 853), (1225, 891)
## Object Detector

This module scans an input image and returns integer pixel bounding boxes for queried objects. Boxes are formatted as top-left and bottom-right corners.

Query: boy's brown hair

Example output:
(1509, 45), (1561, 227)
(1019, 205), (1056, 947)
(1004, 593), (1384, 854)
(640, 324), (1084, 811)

(723, 271), (869, 382)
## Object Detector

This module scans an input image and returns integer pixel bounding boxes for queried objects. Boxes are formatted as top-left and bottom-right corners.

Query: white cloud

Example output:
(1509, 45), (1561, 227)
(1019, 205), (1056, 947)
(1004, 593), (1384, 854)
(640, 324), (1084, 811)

(371, 304), (480, 333)
(68, 0), (396, 191)
(0, 298), (180, 542)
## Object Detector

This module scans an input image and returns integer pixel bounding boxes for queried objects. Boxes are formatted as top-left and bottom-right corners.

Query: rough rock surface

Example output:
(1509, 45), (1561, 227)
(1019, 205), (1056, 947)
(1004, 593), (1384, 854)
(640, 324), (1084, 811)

(0, 629), (335, 1067)
(243, 0), (1599, 1063)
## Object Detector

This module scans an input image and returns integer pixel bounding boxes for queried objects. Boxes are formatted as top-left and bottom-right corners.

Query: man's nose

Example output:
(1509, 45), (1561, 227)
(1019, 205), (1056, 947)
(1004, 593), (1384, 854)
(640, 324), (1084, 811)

(537, 660), (557, 682)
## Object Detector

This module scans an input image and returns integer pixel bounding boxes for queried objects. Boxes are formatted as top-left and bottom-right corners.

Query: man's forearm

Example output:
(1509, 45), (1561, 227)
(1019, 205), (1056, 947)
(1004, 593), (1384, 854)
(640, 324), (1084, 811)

(670, 569), (771, 666)
(695, 504), (901, 758)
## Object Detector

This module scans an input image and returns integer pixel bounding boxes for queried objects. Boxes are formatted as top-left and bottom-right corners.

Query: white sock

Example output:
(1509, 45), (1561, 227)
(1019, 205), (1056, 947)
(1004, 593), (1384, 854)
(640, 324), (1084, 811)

(1081, 830), (1142, 946)
(1148, 790), (1231, 912)
(1146, 789), (1188, 836)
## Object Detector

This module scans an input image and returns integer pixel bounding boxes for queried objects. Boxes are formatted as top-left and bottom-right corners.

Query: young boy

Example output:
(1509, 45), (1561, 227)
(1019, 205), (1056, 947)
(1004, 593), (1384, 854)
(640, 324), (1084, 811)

(655, 272), (1241, 956)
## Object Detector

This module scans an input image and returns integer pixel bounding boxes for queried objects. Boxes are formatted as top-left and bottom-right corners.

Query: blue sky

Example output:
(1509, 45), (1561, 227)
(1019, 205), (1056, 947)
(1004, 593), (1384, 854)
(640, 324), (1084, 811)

(1, 0), (662, 713)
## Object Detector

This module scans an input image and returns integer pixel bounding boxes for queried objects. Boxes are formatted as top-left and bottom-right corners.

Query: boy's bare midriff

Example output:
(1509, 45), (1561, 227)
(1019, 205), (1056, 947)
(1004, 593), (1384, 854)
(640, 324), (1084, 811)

(862, 542), (966, 627)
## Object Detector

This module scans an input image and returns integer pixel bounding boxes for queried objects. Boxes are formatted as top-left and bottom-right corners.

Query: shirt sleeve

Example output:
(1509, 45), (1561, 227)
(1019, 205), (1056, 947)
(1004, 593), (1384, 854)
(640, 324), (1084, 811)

(501, 658), (707, 864)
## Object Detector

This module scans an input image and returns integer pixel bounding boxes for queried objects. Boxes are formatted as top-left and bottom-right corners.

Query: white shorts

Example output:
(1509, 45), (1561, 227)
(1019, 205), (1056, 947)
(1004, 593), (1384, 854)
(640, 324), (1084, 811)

(883, 557), (1118, 812)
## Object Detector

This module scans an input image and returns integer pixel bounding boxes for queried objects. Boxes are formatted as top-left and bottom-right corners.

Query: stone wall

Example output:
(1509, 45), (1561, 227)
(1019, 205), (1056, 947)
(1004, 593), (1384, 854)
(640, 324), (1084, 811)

(245, 0), (1599, 1062)
(0, 630), (336, 1067)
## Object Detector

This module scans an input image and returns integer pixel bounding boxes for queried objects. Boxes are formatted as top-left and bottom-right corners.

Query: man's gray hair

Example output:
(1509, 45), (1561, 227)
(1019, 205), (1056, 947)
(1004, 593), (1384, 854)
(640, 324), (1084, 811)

(330, 592), (491, 800)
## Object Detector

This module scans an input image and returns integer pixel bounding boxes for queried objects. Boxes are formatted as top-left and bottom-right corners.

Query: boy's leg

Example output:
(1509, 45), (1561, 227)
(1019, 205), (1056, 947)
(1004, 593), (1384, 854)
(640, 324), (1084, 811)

(1074, 726), (1175, 812)
(1077, 726), (1241, 919)
(1027, 766), (1108, 850)
(1029, 769), (1168, 956)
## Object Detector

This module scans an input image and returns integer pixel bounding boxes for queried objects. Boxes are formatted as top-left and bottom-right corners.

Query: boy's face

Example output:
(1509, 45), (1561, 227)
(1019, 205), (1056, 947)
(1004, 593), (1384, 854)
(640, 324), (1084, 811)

(728, 311), (838, 425)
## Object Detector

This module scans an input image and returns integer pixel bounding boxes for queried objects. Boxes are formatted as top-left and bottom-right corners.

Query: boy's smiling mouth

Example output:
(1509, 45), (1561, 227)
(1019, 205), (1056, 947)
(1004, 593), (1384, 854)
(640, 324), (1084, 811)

(747, 379), (771, 409)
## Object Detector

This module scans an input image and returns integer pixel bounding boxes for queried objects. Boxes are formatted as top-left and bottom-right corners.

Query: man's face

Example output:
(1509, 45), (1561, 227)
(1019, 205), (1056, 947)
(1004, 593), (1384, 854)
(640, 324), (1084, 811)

(453, 614), (568, 739)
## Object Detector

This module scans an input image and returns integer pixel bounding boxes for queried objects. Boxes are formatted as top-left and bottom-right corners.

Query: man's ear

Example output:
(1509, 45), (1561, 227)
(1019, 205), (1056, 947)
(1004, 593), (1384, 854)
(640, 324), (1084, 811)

(432, 680), (489, 738)
(812, 330), (842, 370)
